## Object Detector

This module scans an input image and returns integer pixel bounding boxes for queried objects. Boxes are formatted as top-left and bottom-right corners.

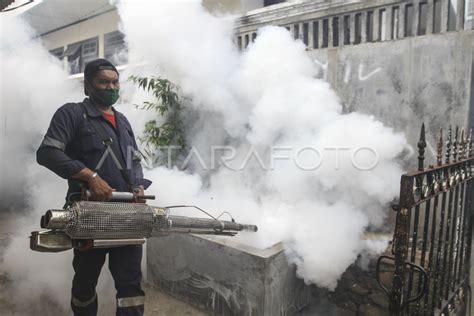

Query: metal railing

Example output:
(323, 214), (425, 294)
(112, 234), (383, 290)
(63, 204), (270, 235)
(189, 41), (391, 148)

(234, 0), (468, 50)
(377, 124), (473, 315)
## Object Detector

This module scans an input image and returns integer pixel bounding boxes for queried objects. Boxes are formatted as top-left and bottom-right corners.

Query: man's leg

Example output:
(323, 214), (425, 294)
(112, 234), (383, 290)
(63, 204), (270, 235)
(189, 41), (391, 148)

(71, 248), (107, 316)
(109, 245), (145, 316)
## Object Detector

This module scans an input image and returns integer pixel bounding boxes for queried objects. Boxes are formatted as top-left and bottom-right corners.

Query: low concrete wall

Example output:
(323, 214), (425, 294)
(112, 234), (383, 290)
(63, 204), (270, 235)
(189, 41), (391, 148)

(147, 234), (312, 316)
(308, 31), (474, 164)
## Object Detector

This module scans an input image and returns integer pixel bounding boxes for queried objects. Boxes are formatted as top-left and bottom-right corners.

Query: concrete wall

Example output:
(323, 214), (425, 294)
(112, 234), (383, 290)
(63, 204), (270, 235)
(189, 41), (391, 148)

(203, 0), (264, 13)
(307, 30), (474, 164)
(147, 234), (312, 315)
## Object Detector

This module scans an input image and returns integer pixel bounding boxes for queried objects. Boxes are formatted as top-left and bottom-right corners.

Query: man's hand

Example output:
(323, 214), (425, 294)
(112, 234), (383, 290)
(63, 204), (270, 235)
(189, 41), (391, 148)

(135, 185), (146, 203)
(72, 168), (114, 201)
(88, 175), (114, 201)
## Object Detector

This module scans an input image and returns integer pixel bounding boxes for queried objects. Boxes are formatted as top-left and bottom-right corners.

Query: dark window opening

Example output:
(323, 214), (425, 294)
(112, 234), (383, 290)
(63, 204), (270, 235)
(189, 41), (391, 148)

(405, 4), (414, 37)
(303, 23), (309, 46)
(264, 0), (286, 6)
(237, 36), (242, 50)
(392, 6), (400, 39)
(418, 2), (428, 35)
(244, 34), (249, 48)
(322, 19), (329, 48)
(354, 13), (362, 44)
(343, 15), (350, 44)
(104, 31), (127, 66)
(294, 24), (299, 40)
(313, 21), (319, 49)
(252, 33), (257, 42)
(367, 11), (374, 42)
(332, 17), (339, 47)
(433, 0), (442, 33)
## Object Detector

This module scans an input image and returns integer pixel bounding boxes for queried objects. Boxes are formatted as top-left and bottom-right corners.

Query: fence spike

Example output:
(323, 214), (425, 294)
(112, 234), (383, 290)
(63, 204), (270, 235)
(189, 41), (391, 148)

(418, 123), (426, 171)
(463, 129), (468, 159)
(469, 129), (473, 158)
(437, 128), (443, 166)
(453, 126), (459, 162)
(446, 126), (452, 164)
(459, 129), (465, 159)
(464, 129), (469, 159)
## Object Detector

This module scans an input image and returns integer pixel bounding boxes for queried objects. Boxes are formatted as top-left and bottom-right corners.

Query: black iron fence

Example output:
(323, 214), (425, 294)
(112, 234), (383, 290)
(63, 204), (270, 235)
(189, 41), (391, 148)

(377, 124), (473, 315)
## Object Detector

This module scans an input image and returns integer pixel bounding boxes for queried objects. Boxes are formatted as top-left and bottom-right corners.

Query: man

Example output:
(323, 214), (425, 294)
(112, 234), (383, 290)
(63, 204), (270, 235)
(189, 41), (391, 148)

(36, 59), (151, 316)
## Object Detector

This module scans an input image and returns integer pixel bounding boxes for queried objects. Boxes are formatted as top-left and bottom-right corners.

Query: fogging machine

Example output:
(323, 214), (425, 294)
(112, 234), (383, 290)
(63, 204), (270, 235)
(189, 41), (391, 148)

(30, 191), (257, 252)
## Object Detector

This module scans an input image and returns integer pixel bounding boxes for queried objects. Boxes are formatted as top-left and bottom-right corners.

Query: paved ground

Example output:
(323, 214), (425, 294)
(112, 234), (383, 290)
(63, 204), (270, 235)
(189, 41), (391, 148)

(0, 212), (208, 316)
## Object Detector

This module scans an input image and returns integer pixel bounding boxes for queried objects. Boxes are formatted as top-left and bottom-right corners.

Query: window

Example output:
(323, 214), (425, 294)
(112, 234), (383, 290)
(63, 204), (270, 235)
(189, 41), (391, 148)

(322, 19), (329, 48)
(418, 2), (428, 35)
(447, 0), (457, 31)
(332, 17), (339, 46)
(405, 4), (414, 37)
(63, 37), (98, 74)
(312, 21), (319, 49)
(379, 9), (387, 41)
(343, 15), (351, 45)
(354, 13), (362, 44)
(392, 6), (400, 39)
(366, 11), (374, 42)
(104, 31), (127, 66)
(49, 47), (64, 61)
(433, 0), (442, 33)
(264, 0), (286, 6)
(303, 23), (309, 46)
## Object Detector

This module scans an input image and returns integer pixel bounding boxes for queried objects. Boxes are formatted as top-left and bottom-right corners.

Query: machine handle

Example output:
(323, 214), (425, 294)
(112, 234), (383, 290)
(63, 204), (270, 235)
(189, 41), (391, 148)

(86, 190), (155, 201)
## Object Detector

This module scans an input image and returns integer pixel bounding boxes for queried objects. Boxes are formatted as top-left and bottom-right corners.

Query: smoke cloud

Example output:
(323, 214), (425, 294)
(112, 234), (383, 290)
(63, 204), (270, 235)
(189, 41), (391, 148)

(0, 15), (118, 314)
(117, 0), (410, 289)
(0, 1), (410, 313)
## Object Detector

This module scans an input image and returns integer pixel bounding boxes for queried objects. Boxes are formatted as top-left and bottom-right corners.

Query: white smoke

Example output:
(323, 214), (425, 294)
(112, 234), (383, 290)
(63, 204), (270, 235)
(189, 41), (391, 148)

(0, 3), (410, 314)
(0, 16), (118, 314)
(117, 0), (410, 290)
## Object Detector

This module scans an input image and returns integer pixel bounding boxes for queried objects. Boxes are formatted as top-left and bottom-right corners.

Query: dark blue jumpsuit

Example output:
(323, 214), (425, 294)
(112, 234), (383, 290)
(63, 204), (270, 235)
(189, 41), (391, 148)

(36, 98), (151, 316)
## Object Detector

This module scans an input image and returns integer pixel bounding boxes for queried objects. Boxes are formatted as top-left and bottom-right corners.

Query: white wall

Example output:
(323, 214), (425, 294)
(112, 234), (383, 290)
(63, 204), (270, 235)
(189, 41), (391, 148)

(203, 0), (264, 13)
(240, 0), (265, 12)
(41, 10), (120, 57)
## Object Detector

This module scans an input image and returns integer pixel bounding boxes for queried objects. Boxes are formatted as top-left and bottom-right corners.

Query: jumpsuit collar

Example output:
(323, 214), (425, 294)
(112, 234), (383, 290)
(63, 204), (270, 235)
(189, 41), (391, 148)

(83, 98), (115, 118)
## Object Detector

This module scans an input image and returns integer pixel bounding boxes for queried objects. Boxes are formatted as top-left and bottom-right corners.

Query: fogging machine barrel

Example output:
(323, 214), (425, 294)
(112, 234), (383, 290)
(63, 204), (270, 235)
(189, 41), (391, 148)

(40, 201), (258, 239)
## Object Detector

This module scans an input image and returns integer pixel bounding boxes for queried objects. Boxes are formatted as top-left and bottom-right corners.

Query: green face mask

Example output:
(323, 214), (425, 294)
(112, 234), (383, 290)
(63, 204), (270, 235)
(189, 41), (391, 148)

(92, 88), (120, 106)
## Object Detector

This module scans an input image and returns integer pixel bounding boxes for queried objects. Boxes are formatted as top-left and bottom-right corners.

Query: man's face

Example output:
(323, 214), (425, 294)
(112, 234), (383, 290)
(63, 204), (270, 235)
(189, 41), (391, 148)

(92, 70), (119, 90)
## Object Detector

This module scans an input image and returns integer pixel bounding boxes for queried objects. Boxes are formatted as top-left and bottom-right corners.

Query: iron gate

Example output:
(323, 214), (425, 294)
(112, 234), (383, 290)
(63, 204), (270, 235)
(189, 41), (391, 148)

(377, 124), (473, 315)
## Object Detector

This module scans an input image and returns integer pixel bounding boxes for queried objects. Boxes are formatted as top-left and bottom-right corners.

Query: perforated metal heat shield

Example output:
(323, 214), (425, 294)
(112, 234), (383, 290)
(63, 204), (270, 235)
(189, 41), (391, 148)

(65, 201), (168, 239)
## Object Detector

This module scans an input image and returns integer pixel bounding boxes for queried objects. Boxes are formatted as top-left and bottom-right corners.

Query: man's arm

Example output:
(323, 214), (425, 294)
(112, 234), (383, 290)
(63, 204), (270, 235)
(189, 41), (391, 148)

(36, 104), (113, 201)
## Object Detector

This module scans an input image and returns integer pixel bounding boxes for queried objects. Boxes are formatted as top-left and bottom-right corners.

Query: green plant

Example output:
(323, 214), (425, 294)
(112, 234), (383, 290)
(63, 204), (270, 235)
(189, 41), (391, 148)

(129, 75), (186, 165)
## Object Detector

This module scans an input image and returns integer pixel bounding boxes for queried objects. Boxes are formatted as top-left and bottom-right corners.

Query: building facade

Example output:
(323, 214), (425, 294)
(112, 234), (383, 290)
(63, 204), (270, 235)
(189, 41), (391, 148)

(19, 0), (474, 78)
